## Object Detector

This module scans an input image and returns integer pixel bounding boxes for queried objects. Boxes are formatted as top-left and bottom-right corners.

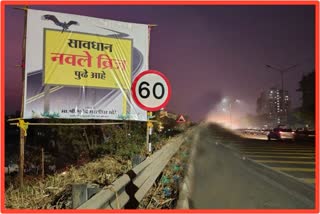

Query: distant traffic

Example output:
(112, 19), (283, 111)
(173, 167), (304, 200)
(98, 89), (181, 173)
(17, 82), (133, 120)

(237, 125), (315, 142)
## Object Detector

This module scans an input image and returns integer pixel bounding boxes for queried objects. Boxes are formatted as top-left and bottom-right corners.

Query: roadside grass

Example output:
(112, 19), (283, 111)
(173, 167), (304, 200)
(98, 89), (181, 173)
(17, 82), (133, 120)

(139, 132), (193, 209)
(5, 156), (131, 209)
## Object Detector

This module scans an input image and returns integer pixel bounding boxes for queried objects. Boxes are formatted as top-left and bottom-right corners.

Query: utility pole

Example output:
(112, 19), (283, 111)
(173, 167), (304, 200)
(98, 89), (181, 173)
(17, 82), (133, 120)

(229, 103), (232, 129)
(265, 64), (298, 124)
(227, 98), (240, 129)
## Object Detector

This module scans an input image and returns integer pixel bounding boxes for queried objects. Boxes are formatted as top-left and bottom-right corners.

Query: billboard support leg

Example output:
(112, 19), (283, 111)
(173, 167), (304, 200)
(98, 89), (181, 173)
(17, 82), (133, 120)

(44, 85), (51, 113)
(19, 130), (25, 188)
(17, 119), (29, 188)
(17, 5), (28, 188)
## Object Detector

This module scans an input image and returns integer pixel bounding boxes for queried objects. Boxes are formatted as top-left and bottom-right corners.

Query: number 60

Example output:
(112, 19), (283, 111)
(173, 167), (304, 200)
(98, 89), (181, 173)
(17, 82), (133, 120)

(139, 81), (165, 99)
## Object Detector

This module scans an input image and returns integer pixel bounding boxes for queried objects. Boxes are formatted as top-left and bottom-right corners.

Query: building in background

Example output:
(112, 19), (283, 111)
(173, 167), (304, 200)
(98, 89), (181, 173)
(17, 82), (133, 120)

(257, 87), (290, 127)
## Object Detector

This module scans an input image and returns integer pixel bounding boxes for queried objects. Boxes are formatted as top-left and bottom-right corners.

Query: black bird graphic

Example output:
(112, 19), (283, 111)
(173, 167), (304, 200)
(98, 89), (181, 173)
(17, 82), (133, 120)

(42, 15), (79, 33)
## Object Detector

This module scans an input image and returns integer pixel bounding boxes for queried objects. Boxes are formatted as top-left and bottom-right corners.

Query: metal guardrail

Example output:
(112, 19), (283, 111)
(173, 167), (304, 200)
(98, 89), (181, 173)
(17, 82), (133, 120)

(176, 127), (199, 208)
(176, 124), (205, 209)
(76, 135), (186, 209)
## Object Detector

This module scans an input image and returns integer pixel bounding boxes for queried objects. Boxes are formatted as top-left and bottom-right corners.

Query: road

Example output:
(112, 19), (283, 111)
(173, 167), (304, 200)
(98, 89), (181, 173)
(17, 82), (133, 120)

(231, 131), (314, 185)
(189, 123), (315, 209)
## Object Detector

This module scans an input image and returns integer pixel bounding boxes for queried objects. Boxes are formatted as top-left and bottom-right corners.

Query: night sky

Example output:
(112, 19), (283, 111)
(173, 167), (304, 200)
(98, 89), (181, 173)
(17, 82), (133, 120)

(4, 5), (315, 121)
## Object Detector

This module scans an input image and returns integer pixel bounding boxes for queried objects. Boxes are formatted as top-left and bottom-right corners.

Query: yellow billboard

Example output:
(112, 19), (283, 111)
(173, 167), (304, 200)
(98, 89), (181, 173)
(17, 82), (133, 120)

(44, 29), (132, 89)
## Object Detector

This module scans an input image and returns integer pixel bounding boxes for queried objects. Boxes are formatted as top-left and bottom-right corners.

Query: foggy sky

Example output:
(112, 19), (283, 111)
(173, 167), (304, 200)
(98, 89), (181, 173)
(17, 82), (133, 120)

(4, 5), (315, 121)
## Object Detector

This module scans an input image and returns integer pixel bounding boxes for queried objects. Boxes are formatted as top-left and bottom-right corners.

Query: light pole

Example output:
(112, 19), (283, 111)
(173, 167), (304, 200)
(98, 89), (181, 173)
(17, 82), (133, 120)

(228, 99), (241, 129)
(265, 64), (298, 94)
(229, 103), (232, 128)
(265, 64), (298, 124)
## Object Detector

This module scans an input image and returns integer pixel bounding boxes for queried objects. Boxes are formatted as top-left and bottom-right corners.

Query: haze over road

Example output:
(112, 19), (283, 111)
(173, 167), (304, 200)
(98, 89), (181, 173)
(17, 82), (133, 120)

(189, 123), (314, 209)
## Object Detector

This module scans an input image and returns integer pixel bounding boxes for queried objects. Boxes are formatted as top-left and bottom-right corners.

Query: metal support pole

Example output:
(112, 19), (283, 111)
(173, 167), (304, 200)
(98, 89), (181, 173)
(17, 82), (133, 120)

(229, 104), (232, 129)
(265, 64), (298, 125)
(280, 71), (284, 124)
(281, 71), (284, 93)
(148, 125), (152, 153)
(146, 112), (153, 153)
(146, 112), (150, 153)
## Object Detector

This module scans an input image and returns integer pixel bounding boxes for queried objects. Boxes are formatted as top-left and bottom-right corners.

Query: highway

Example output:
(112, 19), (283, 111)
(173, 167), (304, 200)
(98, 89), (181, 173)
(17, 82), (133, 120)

(189, 123), (315, 209)
(229, 131), (315, 185)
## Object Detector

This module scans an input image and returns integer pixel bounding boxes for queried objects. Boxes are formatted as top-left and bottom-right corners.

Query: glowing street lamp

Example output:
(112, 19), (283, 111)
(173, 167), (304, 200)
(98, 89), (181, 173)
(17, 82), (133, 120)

(222, 98), (228, 103)
(229, 99), (241, 129)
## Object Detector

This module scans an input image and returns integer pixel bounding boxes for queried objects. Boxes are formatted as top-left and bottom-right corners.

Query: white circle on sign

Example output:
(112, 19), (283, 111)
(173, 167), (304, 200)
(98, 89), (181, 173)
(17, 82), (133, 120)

(131, 70), (171, 111)
(135, 74), (168, 107)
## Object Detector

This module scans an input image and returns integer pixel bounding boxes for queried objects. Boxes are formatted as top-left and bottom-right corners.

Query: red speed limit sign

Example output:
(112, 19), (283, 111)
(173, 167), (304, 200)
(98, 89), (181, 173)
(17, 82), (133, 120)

(131, 70), (171, 111)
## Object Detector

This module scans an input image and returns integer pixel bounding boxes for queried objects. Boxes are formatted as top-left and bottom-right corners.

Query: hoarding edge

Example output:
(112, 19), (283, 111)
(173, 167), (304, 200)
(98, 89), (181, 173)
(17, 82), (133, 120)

(315, 1), (319, 213)
(1, 1), (6, 212)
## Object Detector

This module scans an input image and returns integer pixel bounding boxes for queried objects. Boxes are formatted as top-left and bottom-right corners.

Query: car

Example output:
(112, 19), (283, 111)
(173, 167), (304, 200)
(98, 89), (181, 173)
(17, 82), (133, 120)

(267, 128), (295, 141)
(293, 129), (315, 142)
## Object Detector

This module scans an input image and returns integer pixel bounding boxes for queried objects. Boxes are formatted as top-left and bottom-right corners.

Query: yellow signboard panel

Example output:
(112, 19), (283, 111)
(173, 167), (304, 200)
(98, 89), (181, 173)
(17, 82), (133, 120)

(44, 29), (132, 89)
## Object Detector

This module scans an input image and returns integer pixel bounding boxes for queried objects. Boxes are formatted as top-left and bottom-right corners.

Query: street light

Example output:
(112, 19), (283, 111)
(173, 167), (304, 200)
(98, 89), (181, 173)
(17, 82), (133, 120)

(265, 64), (298, 124)
(228, 99), (241, 129)
(265, 64), (298, 93)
